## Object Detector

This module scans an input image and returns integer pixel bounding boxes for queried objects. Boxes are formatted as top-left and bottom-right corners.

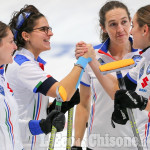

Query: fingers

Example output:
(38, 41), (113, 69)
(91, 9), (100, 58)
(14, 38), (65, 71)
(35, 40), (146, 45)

(76, 41), (86, 46)
(75, 42), (96, 60)
(83, 44), (96, 59)
(75, 41), (88, 59)
(52, 112), (65, 132)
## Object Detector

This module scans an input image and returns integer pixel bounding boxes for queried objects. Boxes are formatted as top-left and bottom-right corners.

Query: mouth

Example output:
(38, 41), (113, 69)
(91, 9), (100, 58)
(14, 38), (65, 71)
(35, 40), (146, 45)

(117, 34), (125, 38)
(44, 39), (50, 43)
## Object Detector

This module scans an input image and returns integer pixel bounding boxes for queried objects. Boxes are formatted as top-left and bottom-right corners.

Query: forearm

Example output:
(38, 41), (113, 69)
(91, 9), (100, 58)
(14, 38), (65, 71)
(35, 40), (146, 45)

(46, 66), (83, 100)
(74, 85), (91, 146)
(74, 103), (90, 146)
(89, 58), (119, 99)
(59, 66), (82, 100)
(46, 57), (92, 100)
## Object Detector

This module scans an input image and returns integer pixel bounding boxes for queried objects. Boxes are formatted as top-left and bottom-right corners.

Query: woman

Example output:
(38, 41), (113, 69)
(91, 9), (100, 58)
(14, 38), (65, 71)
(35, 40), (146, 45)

(112, 5), (150, 149)
(0, 21), (23, 150)
(6, 4), (95, 150)
(73, 1), (142, 150)
(0, 21), (64, 150)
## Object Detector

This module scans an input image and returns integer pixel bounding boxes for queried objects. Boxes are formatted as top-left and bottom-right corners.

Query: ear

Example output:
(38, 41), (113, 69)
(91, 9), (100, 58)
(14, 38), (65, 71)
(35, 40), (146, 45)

(143, 24), (149, 36)
(21, 31), (30, 41)
(100, 24), (107, 33)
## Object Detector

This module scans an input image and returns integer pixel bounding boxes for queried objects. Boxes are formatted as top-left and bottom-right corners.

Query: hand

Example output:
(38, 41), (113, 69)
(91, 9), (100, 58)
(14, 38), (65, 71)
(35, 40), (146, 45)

(47, 88), (80, 114)
(112, 107), (129, 125)
(52, 110), (65, 132)
(83, 44), (96, 60)
(115, 90), (148, 110)
(40, 110), (65, 134)
(71, 146), (83, 150)
(75, 41), (88, 59)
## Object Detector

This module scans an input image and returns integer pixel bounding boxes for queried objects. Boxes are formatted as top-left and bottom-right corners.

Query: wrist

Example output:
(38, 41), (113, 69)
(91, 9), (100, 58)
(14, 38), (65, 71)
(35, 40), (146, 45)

(75, 57), (92, 70)
(29, 120), (43, 135)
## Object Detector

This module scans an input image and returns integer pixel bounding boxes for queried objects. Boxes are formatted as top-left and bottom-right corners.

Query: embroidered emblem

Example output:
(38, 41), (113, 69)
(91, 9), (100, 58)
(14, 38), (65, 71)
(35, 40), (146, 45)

(132, 55), (142, 66)
(139, 65), (145, 79)
(98, 58), (105, 65)
(146, 65), (150, 75)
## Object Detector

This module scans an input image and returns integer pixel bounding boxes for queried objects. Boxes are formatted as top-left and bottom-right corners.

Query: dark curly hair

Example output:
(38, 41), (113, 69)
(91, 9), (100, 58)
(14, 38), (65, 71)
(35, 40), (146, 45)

(9, 5), (44, 48)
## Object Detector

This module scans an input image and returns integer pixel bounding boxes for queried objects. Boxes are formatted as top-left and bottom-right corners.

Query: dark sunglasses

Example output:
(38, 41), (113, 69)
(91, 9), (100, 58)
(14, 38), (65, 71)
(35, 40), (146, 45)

(32, 26), (52, 34)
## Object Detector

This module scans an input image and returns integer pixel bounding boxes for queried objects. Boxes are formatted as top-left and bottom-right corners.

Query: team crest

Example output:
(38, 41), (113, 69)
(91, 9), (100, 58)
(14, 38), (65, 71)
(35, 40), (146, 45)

(132, 55), (142, 66)
(98, 58), (105, 65)
(146, 65), (150, 75)
(0, 85), (5, 96)
(139, 65), (145, 79)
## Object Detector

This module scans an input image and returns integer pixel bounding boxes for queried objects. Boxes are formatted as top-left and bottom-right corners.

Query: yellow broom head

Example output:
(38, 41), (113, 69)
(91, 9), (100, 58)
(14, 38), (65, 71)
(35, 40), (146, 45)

(99, 59), (135, 74)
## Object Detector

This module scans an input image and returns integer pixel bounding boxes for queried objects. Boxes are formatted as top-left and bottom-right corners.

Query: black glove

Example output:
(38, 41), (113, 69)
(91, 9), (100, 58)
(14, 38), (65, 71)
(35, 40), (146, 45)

(115, 90), (148, 110)
(71, 146), (83, 150)
(40, 110), (65, 134)
(47, 88), (80, 114)
(112, 107), (129, 126)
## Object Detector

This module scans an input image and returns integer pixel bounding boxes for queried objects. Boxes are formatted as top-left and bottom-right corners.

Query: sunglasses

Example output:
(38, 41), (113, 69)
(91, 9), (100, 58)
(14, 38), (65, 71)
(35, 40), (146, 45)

(32, 26), (52, 34)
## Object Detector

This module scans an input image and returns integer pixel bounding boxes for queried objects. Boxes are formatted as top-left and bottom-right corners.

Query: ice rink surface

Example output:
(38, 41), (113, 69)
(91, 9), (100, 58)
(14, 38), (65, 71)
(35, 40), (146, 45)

(1, 0), (150, 149)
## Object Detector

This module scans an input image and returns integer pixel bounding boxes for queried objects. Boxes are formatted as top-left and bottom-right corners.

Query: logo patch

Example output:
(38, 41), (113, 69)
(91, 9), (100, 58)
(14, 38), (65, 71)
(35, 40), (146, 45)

(141, 76), (149, 88)
(132, 55), (142, 66)
(0, 85), (5, 96)
(146, 65), (150, 75)
(98, 58), (105, 65)
(139, 88), (147, 92)
(139, 65), (145, 79)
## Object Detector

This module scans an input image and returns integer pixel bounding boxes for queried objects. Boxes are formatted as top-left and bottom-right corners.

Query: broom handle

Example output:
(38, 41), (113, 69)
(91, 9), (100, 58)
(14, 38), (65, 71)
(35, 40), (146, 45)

(116, 71), (143, 150)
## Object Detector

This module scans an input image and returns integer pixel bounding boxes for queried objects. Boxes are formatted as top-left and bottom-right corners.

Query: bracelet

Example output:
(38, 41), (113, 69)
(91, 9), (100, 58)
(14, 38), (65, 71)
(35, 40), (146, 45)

(74, 63), (84, 69)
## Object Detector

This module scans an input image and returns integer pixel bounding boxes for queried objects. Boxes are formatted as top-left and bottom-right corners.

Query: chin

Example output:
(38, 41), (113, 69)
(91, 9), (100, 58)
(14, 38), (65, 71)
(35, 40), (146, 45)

(117, 38), (128, 44)
(9, 59), (13, 64)
(45, 46), (51, 51)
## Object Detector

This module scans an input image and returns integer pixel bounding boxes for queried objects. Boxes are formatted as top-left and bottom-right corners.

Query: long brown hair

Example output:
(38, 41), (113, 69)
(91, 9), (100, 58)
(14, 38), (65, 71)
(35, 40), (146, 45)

(136, 5), (150, 30)
(99, 1), (131, 42)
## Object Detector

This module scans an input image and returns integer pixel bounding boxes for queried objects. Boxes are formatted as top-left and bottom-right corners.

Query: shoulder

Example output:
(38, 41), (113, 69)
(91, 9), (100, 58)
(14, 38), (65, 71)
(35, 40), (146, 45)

(93, 43), (103, 50)
(14, 54), (30, 66)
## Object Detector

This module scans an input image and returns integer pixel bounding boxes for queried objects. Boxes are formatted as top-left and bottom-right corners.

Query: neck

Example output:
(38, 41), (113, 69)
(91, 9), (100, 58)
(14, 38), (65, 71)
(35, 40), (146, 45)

(142, 42), (150, 50)
(24, 45), (40, 60)
(108, 41), (131, 60)
(0, 63), (3, 67)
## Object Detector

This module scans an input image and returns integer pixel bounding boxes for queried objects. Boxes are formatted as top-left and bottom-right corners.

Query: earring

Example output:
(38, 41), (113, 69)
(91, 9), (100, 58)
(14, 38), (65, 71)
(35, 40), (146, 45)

(142, 34), (144, 36)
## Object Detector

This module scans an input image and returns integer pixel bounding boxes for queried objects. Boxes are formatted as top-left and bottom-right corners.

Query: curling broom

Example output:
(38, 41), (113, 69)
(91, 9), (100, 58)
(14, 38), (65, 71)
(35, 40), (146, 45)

(66, 107), (74, 150)
(99, 59), (143, 150)
(49, 86), (67, 150)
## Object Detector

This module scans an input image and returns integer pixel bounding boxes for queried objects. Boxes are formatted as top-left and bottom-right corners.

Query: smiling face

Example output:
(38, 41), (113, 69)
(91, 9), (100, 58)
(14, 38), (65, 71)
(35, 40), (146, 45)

(102, 8), (131, 45)
(0, 29), (17, 65)
(24, 17), (53, 56)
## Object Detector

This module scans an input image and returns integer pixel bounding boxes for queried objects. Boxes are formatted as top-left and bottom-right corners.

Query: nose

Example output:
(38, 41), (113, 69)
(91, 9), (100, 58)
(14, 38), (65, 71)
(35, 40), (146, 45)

(47, 29), (53, 36)
(117, 24), (124, 32)
(13, 42), (17, 50)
